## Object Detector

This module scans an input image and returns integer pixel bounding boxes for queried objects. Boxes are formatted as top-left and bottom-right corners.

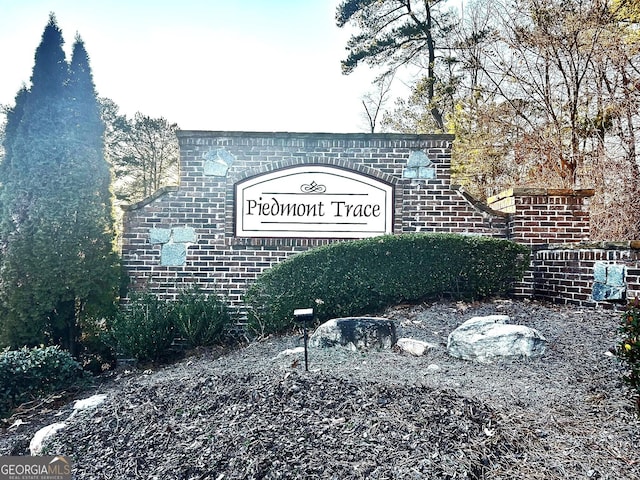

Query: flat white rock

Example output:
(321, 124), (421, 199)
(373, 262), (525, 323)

(73, 394), (107, 411)
(30, 422), (66, 455)
(396, 338), (436, 356)
(275, 347), (305, 358)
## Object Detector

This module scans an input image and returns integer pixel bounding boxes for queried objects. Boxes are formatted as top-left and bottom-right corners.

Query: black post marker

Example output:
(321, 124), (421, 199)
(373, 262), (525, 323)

(293, 308), (314, 372)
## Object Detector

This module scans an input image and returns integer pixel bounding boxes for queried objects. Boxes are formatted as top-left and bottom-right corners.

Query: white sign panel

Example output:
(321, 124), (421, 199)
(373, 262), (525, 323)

(235, 165), (393, 238)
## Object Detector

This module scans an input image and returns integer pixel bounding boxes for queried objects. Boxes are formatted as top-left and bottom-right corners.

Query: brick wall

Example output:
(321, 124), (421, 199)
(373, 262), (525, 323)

(486, 188), (640, 307)
(121, 131), (506, 309)
(521, 243), (640, 308)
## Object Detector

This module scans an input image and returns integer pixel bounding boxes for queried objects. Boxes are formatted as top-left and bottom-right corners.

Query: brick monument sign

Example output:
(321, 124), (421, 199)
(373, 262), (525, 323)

(121, 130), (636, 311)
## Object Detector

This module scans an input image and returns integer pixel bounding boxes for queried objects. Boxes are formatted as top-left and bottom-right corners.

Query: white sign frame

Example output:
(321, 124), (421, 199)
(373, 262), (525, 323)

(235, 165), (394, 238)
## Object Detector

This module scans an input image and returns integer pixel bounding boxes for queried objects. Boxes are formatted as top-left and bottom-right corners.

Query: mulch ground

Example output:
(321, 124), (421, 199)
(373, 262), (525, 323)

(1, 299), (639, 479)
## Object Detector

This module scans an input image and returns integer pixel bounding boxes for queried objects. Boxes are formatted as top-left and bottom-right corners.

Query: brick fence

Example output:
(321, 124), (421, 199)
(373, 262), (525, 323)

(487, 189), (640, 307)
(120, 130), (639, 311)
(487, 187), (593, 244)
(523, 243), (640, 307)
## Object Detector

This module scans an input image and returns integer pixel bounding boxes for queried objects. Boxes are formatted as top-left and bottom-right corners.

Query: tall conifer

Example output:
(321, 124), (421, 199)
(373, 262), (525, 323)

(0, 13), (69, 347)
(63, 34), (119, 352)
(1, 87), (29, 163)
(0, 14), (118, 352)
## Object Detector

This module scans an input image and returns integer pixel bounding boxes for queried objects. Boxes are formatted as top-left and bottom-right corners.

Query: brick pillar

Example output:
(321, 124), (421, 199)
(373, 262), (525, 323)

(487, 188), (594, 245)
(487, 188), (594, 301)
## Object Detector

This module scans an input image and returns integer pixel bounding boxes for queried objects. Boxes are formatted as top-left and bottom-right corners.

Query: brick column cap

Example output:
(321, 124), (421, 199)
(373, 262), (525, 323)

(487, 187), (595, 204)
(176, 130), (455, 142)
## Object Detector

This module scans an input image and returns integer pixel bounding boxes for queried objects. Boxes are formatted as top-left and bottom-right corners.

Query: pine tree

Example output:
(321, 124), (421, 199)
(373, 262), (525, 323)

(0, 15), (119, 352)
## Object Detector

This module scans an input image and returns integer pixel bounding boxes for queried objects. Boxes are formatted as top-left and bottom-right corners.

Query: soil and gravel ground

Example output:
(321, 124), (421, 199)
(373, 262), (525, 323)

(1, 299), (639, 479)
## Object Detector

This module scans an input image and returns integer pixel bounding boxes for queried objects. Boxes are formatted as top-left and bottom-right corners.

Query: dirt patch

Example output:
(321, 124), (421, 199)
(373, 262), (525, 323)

(1, 299), (639, 479)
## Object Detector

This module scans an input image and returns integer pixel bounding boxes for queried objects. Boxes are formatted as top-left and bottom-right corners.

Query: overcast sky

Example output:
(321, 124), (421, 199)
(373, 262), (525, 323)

(0, 0), (392, 133)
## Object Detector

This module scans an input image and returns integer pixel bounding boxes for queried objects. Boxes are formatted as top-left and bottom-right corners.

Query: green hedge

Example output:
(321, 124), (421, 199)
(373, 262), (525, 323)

(245, 233), (530, 336)
(0, 345), (83, 418)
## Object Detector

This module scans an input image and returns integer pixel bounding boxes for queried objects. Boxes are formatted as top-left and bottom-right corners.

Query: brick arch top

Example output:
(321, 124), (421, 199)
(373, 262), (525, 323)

(178, 130), (452, 187)
(228, 155), (398, 186)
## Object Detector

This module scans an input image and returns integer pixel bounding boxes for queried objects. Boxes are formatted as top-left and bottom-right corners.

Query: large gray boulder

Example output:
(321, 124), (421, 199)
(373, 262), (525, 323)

(309, 317), (397, 351)
(447, 315), (546, 363)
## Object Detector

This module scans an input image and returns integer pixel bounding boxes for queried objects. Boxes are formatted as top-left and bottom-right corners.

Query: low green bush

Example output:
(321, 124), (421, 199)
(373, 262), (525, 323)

(111, 289), (233, 362)
(110, 292), (176, 363)
(245, 233), (530, 336)
(617, 299), (640, 414)
(174, 286), (231, 348)
(0, 345), (83, 418)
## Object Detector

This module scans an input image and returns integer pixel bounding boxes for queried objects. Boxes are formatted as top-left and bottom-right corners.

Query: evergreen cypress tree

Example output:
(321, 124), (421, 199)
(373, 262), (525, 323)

(0, 13), (69, 347)
(0, 14), (119, 353)
(2, 87), (29, 163)
(61, 34), (119, 352)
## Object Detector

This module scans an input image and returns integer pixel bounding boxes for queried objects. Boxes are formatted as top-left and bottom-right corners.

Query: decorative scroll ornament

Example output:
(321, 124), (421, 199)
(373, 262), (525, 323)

(300, 181), (326, 193)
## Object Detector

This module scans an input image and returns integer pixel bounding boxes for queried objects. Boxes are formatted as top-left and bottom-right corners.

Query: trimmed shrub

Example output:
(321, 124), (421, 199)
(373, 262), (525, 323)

(245, 233), (530, 336)
(617, 299), (640, 414)
(110, 292), (175, 363)
(174, 287), (231, 348)
(0, 345), (83, 418)
(111, 289), (233, 362)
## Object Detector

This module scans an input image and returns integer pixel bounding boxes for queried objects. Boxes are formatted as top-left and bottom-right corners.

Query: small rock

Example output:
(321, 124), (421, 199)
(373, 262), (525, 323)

(396, 338), (436, 356)
(275, 347), (305, 359)
(426, 364), (441, 373)
(30, 422), (66, 455)
(74, 394), (107, 411)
